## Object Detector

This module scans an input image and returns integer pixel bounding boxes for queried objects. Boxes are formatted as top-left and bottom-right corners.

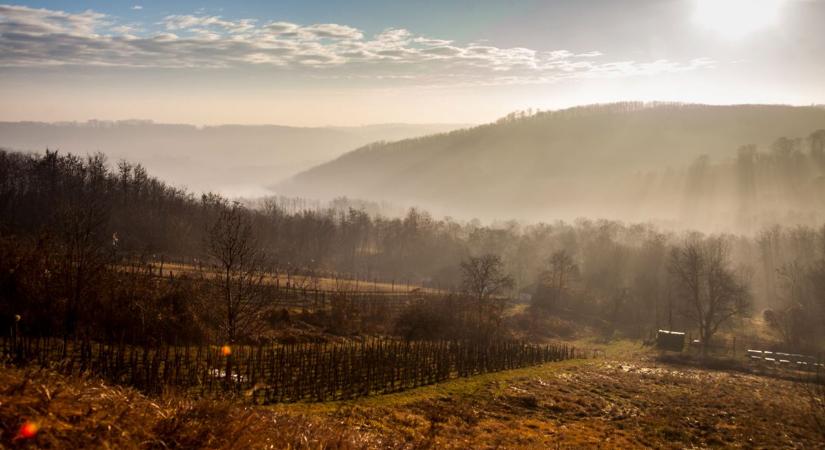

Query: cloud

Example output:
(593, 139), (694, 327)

(0, 4), (714, 85)
(0, 4), (107, 36)
(375, 28), (412, 44)
(263, 21), (298, 34)
(161, 14), (255, 33)
(131, 5), (142, 11)
(299, 23), (363, 40)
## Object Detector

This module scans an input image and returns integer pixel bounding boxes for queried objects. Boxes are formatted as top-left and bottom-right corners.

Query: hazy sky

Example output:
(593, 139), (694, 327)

(1, 0), (823, 126)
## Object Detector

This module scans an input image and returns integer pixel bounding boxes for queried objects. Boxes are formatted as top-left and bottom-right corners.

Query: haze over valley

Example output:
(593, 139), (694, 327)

(3, 1), (825, 448)
(283, 102), (825, 231)
(0, 120), (466, 197)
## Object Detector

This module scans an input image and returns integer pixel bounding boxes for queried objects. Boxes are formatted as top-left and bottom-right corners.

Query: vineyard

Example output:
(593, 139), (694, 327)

(130, 255), (446, 295)
(2, 336), (577, 403)
(118, 256), (443, 313)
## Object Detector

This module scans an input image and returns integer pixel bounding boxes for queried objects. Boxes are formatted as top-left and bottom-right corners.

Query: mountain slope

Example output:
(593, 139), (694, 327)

(281, 103), (825, 228)
(0, 121), (468, 197)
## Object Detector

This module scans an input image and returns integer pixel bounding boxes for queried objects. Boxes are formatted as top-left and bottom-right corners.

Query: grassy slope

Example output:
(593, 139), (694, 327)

(2, 340), (822, 449)
(281, 339), (821, 448)
(285, 104), (825, 215)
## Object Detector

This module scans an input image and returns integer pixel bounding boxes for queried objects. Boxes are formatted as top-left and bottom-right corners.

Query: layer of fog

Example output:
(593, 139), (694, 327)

(0, 120), (469, 197)
(279, 103), (825, 234)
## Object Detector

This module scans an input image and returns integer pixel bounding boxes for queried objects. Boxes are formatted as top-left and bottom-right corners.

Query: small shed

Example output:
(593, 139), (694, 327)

(656, 329), (686, 352)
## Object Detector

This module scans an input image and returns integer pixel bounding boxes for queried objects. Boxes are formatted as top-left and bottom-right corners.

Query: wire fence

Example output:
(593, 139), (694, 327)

(1, 336), (578, 403)
(655, 329), (824, 376)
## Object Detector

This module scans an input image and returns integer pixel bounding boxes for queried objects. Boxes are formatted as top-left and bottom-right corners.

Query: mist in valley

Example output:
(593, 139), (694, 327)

(282, 103), (825, 233)
(0, 121), (467, 197)
(3, 0), (825, 448)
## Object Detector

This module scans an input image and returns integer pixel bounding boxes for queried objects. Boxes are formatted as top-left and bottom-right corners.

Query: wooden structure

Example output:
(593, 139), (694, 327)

(656, 329), (686, 352)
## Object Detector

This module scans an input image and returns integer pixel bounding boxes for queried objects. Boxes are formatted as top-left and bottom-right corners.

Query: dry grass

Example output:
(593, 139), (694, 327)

(322, 356), (821, 448)
(3, 342), (822, 449)
(148, 262), (443, 294)
(279, 341), (822, 448)
(0, 367), (392, 449)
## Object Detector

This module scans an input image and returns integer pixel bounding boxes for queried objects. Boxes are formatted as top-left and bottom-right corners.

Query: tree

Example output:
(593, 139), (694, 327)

(55, 154), (112, 341)
(765, 260), (819, 348)
(763, 306), (805, 347)
(669, 237), (751, 355)
(460, 254), (514, 329)
(206, 202), (268, 345)
(533, 250), (578, 312)
(810, 129), (825, 168)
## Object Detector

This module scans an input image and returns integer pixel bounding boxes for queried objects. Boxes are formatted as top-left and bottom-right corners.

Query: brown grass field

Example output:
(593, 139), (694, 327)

(2, 340), (823, 449)
(140, 261), (443, 294)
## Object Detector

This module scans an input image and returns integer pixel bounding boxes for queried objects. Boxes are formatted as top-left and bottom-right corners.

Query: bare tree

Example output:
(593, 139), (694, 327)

(56, 155), (111, 342)
(533, 250), (578, 312)
(206, 202), (268, 345)
(460, 254), (514, 328)
(669, 237), (751, 356)
(763, 306), (805, 347)
(764, 260), (818, 347)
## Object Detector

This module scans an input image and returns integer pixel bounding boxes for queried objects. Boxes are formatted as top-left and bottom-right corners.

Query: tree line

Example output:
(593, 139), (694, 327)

(1, 148), (825, 353)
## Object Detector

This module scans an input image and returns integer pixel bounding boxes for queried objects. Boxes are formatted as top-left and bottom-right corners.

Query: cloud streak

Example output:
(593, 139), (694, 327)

(0, 4), (714, 85)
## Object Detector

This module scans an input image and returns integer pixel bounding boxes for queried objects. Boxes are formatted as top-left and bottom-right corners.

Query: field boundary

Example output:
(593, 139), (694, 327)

(2, 336), (578, 403)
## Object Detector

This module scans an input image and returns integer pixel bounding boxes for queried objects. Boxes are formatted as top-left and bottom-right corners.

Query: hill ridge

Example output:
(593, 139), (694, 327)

(280, 103), (825, 228)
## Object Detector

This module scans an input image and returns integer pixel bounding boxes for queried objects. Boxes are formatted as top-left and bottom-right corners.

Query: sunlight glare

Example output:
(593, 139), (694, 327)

(693, 0), (785, 39)
(15, 421), (39, 441)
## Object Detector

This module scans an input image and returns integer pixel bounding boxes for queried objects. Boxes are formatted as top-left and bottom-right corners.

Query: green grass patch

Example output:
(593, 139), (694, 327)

(269, 357), (589, 414)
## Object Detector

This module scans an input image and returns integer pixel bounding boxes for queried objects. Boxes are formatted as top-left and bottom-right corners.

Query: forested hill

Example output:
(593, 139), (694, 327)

(0, 121), (467, 197)
(281, 103), (825, 229)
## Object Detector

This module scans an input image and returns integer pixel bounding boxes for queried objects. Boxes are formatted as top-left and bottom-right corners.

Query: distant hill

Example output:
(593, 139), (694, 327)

(0, 121), (469, 197)
(281, 103), (825, 230)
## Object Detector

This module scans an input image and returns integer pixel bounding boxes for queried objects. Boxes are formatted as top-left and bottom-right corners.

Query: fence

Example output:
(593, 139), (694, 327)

(654, 330), (824, 374)
(120, 253), (448, 295)
(261, 284), (417, 312)
(1, 336), (577, 403)
(115, 255), (445, 314)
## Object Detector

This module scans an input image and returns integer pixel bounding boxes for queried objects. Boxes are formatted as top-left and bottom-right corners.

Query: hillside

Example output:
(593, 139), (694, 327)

(0, 121), (468, 197)
(3, 344), (822, 449)
(281, 103), (825, 229)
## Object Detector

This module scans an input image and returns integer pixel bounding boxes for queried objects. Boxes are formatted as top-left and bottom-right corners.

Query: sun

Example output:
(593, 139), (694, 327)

(693, 0), (785, 40)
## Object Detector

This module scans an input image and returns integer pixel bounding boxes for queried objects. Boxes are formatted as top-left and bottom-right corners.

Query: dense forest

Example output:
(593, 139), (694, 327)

(284, 103), (825, 229)
(2, 147), (825, 353)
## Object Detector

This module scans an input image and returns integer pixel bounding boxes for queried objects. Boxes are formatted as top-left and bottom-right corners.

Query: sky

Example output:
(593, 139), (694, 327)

(1, 0), (823, 126)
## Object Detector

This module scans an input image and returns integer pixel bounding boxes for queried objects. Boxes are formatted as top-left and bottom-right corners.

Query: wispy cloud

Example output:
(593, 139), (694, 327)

(0, 4), (714, 85)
